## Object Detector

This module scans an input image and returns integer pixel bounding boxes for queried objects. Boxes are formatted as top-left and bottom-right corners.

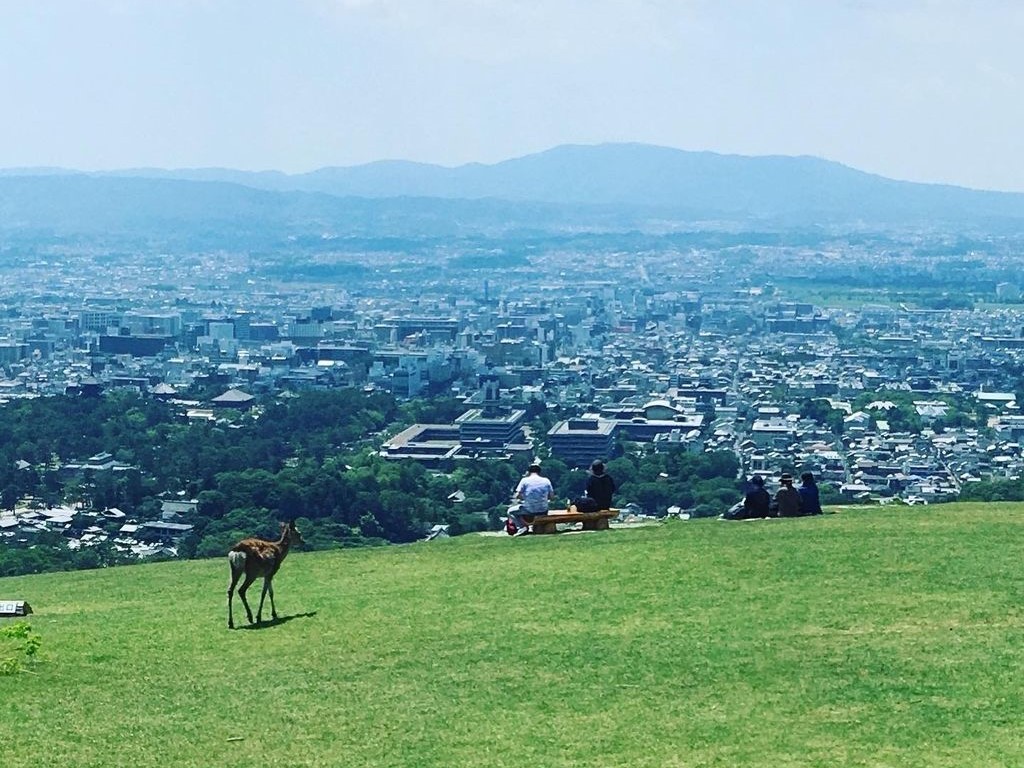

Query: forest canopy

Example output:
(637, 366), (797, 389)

(0, 388), (740, 576)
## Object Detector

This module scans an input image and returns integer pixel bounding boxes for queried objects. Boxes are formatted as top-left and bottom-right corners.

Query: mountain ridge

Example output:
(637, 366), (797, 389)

(0, 142), (982, 193)
(2, 143), (1024, 229)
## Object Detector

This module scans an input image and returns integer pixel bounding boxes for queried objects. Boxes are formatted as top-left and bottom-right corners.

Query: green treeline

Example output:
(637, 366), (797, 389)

(0, 389), (740, 576)
(959, 479), (1024, 502)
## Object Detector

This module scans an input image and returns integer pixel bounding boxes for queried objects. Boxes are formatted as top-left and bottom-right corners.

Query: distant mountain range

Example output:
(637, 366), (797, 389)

(3, 143), (1024, 235)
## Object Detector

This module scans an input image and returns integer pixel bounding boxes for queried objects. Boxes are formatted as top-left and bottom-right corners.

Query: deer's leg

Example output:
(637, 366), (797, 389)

(256, 576), (272, 624)
(227, 566), (243, 629)
(266, 578), (278, 621)
(238, 575), (257, 625)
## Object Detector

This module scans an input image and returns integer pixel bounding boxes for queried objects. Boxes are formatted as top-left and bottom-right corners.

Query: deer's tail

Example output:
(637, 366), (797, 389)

(228, 549), (247, 575)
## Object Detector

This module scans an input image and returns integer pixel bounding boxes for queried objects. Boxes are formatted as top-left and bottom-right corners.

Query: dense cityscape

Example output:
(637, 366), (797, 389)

(3, 215), (1024, 570)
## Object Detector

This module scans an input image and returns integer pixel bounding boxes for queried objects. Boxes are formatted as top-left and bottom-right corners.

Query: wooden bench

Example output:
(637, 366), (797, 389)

(525, 509), (618, 535)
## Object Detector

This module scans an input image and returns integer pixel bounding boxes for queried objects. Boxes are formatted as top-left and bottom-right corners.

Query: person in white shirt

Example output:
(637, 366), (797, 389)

(510, 462), (554, 536)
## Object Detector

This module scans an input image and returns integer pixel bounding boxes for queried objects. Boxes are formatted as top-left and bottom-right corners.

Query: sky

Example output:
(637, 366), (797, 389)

(1, 0), (1023, 191)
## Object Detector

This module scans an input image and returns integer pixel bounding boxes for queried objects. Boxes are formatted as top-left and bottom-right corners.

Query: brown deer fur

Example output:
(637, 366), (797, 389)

(227, 520), (303, 629)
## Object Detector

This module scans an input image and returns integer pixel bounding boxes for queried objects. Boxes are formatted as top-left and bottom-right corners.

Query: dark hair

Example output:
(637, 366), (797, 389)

(800, 472), (816, 484)
(750, 474), (764, 486)
(590, 460), (605, 475)
(527, 463), (542, 473)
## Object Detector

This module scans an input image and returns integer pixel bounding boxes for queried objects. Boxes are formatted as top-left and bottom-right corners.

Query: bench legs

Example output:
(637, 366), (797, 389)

(582, 517), (610, 531)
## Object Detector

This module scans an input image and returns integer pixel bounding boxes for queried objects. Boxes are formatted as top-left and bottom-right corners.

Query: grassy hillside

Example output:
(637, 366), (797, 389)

(3, 503), (1024, 767)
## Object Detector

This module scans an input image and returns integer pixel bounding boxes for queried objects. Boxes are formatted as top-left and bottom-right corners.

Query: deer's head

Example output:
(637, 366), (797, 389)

(285, 520), (304, 547)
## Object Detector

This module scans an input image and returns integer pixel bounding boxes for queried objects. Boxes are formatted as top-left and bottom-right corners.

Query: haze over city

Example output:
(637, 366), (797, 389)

(2, 0), (1023, 191)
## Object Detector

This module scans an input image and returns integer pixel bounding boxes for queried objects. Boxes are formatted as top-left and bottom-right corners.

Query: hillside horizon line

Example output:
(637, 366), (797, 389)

(0, 142), (998, 194)
(3, 142), (1024, 227)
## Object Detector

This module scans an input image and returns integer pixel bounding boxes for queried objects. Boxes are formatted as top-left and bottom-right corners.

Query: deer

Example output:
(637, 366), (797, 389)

(227, 520), (303, 629)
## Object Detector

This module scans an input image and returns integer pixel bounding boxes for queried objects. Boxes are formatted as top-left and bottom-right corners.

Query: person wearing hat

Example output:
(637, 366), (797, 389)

(775, 473), (803, 517)
(511, 462), (555, 536)
(584, 460), (616, 511)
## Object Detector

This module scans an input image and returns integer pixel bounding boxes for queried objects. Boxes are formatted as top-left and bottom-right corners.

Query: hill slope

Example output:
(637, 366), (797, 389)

(5, 144), (1024, 231)
(3, 503), (1024, 767)
(282, 143), (1024, 222)
(0, 175), (592, 241)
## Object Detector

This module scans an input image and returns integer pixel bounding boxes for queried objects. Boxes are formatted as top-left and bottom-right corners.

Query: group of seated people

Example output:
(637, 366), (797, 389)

(506, 461), (822, 534)
(507, 459), (615, 536)
(724, 471), (823, 520)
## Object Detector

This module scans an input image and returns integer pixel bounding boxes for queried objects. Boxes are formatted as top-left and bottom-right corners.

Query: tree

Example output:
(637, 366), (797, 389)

(799, 398), (832, 424)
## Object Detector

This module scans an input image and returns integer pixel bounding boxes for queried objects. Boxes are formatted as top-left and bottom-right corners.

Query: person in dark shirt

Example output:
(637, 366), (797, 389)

(798, 472), (823, 515)
(744, 474), (772, 518)
(728, 474), (771, 519)
(584, 460), (616, 510)
(775, 473), (803, 517)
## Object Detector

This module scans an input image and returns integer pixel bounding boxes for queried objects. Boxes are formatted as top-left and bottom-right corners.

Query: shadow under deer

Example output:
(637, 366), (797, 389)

(227, 520), (303, 629)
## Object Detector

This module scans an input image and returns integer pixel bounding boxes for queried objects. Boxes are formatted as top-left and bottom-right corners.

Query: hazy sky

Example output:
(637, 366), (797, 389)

(2, 0), (1022, 191)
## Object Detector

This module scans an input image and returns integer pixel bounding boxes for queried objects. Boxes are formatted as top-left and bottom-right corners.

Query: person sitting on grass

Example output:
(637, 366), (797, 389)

(510, 462), (555, 536)
(775, 473), (803, 517)
(724, 474), (771, 520)
(799, 472), (823, 516)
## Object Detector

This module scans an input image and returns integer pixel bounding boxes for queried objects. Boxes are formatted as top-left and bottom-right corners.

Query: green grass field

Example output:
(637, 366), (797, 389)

(3, 503), (1024, 767)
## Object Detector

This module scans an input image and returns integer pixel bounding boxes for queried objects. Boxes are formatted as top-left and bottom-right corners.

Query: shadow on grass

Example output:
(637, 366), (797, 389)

(236, 611), (318, 630)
